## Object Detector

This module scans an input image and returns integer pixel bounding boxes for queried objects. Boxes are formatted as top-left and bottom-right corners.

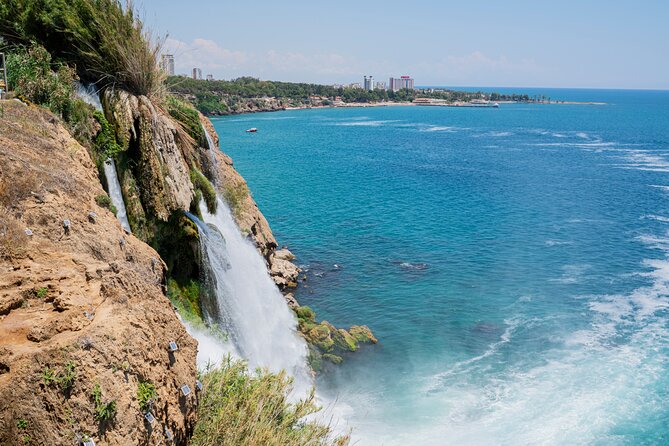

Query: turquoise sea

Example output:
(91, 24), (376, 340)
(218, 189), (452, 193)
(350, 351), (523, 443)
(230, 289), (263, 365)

(213, 89), (669, 445)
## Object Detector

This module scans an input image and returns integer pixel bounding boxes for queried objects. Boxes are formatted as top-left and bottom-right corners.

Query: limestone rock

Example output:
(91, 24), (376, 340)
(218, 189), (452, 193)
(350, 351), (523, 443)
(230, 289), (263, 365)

(104, 90), (194, 221)
(0, 101), (198, 446)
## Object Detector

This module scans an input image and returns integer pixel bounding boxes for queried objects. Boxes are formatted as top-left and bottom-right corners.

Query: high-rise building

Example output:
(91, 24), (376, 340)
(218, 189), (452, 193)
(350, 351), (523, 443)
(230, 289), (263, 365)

(389, 76), (414, 91)
(206, 74), (214, 81)
(363, 75), (374, 91)
(192, 68), (202, 80)
(160, 54), (175, 76)
(375, 81), (386, 90)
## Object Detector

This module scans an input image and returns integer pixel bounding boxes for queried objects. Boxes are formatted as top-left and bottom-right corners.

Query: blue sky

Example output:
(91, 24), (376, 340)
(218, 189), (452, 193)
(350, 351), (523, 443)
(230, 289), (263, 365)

(141, 0), (669, 89)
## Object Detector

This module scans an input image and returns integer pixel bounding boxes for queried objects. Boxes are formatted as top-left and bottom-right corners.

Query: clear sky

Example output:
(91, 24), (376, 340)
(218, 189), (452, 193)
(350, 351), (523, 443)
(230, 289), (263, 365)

(140, 0), (669, 89)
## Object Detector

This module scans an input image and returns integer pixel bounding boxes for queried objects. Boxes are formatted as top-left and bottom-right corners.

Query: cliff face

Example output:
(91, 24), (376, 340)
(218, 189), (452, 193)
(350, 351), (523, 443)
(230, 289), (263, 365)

(0, 101), (198, 445)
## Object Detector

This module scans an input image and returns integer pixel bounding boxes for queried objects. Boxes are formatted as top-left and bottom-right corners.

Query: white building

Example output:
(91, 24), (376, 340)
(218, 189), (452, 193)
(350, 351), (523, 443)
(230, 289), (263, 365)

(160, 54), (175, 76)
(192, 68), (202, 80)
(363, 75), (374, 91)
(389, 76), (414, 91)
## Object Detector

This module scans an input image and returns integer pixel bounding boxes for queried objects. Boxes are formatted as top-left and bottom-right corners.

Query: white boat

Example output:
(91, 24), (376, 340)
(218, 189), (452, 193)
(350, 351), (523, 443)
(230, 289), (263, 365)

(246, 128), (257, 133)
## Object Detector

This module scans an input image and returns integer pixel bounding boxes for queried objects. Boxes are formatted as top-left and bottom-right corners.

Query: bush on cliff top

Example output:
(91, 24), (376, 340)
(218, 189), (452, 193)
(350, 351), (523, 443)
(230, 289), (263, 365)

(192, 358), (349, 446)
(0, 0), (164, 97)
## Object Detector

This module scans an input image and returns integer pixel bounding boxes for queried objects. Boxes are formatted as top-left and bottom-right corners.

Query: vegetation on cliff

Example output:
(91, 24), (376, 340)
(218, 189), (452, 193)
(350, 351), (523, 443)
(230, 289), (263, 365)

(0, 0), (164, 97)
(192, 358), (349, 446)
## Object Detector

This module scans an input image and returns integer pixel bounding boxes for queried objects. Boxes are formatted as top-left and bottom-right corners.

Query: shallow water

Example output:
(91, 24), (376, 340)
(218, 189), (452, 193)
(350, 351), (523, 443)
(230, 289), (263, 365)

(213, 89), (669, 445)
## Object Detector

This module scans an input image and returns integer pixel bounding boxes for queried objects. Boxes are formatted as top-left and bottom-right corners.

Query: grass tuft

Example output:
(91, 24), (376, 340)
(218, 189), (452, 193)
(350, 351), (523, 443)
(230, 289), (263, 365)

(192, 358), (349, 446)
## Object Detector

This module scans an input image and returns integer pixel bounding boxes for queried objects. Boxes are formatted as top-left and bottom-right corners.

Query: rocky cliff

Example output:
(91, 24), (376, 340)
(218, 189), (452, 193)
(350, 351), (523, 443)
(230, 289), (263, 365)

(0, 101), (198, 445)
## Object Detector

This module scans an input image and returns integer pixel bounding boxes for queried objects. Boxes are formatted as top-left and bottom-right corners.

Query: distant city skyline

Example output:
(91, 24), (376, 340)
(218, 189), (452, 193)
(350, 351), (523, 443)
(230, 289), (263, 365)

(142, 0), (669, 89)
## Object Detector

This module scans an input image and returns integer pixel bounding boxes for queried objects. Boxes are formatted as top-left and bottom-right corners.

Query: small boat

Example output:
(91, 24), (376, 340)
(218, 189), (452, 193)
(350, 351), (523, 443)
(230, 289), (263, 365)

(246, 128), (257, 133)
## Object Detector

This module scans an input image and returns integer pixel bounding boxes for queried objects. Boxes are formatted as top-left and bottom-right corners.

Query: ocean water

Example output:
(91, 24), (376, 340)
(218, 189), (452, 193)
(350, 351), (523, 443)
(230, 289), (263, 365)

(212, 89), (669, 445)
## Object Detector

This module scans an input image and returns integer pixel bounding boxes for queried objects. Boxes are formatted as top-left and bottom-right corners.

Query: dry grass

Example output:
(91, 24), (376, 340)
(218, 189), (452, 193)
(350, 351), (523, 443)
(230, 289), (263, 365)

(0, 167), (42, 210)
(0, 207), (27, 260)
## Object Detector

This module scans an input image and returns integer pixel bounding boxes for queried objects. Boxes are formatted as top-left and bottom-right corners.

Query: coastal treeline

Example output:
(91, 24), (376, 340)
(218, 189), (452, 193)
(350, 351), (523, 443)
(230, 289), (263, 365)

(167, 75), (534, 115)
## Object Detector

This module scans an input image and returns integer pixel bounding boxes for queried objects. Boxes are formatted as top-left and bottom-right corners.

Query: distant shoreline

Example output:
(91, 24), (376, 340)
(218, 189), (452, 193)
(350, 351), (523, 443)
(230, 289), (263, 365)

(224, 99), (608, 117)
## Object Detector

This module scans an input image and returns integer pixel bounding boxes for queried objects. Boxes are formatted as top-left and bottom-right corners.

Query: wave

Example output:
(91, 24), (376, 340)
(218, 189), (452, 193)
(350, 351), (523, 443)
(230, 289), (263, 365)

(334, 120), (401, 127)
(419, 125), (460, 133)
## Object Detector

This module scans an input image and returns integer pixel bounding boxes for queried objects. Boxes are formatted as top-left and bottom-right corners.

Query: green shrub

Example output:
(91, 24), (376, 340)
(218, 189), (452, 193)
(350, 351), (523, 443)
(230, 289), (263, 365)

(58, 361), (76, 394)
(222, 183), (249, 219)
(95, 194), (117, 214)
(190, 168), (217, 214)
(0, 0), (165, 97)
(166, 95), (205, 143)
(6, 43), (76, 118)
(41, 366), (56, 385)
(137, 381), (157, 412)
(191, 358), (349, 446)
(91, 384), (116, 422)
(93, 110), (121, 159)
(36, 287), (47, 298)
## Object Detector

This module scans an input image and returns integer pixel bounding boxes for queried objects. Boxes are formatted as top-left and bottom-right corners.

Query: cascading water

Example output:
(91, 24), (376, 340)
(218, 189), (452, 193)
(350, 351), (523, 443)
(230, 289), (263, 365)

(76, 82), (103, 111)
(187, 197), (312, 394)
(201, 125), (220, 184)
(203, 126), (216, 152)
(75, 82), (132, 233)
(102, 158), (132, 233)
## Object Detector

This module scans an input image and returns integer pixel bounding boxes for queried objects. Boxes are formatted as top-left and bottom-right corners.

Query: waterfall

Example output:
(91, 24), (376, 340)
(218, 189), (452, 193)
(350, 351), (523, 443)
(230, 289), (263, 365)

(201, 125), (220, 184)
(188, 197), (312, 393)
(203, 126), (216, 151)
(103, 158), (132, 233)
(74, 82), (132, 233)
(75, 82), (103, 111)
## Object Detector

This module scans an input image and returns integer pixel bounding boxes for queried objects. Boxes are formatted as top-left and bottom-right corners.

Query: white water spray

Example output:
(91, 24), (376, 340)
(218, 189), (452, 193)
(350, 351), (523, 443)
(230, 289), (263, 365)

(76, 82), (103, 111)
(102, 158), (132, 233)
(190, 197), (312, 394)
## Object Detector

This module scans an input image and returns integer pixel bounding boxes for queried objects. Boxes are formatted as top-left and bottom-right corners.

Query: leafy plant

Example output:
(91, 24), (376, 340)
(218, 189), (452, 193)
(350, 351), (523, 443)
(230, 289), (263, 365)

(41, 366), (56, 385)
(91, 384), (116, 422)
(166, 95), (205, 143)
(137, 381), (157, 412)
(16, 418), (28, 430)
(5, 44), (76, 119)
(0, 0), (165, 97)
(95, 194), (117, 215)
(191, 358), (349, 446)
(93, 110), (121, 158)
(36, 287), (48, 298)
(58, 361), (76, 394)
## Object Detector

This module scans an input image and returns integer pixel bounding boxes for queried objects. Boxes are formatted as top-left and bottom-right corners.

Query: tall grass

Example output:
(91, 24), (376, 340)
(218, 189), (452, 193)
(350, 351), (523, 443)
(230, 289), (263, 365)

(192, 358), (349, 446)
(0, 0), (164, 97)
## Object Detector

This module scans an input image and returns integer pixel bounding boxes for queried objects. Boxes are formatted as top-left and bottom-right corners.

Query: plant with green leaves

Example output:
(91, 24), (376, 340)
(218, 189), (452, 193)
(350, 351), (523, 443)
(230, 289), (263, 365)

(16, 418), (28, 430)
(58, 361), (76, 394)
(0, 0), (165, 98)
(191, 358), (349, 446)
(41, 366), (56, 385)
(5, 44), (76, 118)
(93, 110), (121, 159)
(137, 381), (157, 412)
(91, 384), (116, 422)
